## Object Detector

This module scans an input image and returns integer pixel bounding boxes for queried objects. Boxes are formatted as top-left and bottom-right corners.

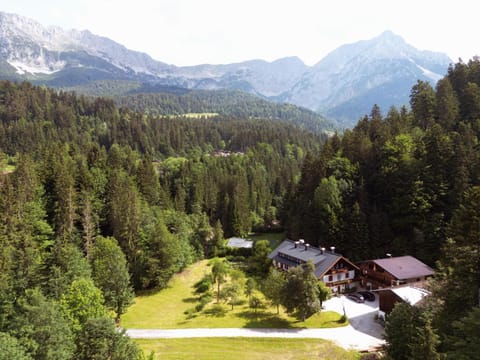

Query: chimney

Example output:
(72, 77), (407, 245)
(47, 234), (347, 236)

(305, 243), (310, 251)
(294, 241), (299, 248)
(320, 247), (325, 255)
(330, 246), (335, 254)
(299, 239), (305, 245)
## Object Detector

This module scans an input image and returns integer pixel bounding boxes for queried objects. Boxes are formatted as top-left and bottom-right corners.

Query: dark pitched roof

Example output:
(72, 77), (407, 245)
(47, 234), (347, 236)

(372, 256), (434, 280)
(268, 239), (358, 277)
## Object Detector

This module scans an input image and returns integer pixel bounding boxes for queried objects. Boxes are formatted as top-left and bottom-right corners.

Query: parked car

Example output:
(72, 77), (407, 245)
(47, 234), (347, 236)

(346, 293), (365, 303)
(358, 291), (375, 302)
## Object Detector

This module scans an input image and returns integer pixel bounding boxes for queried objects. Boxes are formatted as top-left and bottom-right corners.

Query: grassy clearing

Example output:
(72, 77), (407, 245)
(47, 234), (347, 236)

(250, 231), (286, 249)
(136, 338), (360, 360)
(122, 260), (346, 329)
(167, 112), (219, 119)
(0, 164), (15, 174)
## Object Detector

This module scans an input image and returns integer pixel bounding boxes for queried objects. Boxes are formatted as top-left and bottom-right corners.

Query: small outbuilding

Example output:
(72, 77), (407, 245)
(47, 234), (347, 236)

(226, 237), (253, 249)
(377, 286), (430, 319)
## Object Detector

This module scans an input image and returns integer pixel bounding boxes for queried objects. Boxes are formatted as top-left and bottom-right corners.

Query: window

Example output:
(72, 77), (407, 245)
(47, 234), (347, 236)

(328, 275), (333, 282)
(345, 271), (349, 278)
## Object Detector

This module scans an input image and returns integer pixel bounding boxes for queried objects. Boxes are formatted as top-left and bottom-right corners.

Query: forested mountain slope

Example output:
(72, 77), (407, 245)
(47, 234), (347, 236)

(2, 57), (480, 359)
(0, 79), (323, 358)
(1, 11), (452, 128)
(282, 58), (480, 359)
(113, 89), (334, 133)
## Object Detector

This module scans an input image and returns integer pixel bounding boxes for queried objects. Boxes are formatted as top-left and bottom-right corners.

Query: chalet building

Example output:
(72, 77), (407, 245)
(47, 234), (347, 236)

(268, 239), (359, 293)
(358, 255), (434, 290)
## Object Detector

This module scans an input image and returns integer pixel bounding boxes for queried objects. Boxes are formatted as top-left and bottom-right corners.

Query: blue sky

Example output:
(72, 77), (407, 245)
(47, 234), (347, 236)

(0, 0), (478, 66)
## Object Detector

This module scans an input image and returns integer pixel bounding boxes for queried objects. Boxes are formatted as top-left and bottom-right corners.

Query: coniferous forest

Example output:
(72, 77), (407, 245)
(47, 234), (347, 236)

(1, 58), (480, 359)
(285, 58), (480, 359)
(0, 78), (323, 358)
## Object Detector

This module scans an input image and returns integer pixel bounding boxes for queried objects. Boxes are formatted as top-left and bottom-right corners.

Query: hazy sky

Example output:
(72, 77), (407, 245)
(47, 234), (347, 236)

(0, 0), (478, 66)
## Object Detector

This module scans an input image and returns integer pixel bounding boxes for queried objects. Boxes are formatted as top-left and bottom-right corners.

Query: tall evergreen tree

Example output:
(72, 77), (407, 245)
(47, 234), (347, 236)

(410, 80), (437, 130)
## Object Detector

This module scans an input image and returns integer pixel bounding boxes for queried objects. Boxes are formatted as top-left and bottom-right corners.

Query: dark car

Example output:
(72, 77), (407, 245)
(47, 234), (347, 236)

(358, 291), (375, 302)
(346, 293), (365, 303)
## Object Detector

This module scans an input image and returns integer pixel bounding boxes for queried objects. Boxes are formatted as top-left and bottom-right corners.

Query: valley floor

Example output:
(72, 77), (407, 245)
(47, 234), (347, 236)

(125, 294), (385, 351)
(126, 324), (383, 351)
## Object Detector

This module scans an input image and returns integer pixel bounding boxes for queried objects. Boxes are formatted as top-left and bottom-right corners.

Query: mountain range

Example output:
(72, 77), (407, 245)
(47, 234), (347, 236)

(0, 11), (453, 127)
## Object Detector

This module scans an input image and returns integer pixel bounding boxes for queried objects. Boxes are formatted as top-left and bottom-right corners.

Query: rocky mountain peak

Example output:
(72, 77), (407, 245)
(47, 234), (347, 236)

(0, 11), (453, 128)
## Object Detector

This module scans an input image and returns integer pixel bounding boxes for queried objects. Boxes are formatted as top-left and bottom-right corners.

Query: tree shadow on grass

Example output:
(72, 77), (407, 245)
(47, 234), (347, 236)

(236, 310), (305, 329)
(202, 304), (228, 317)
(182, 297), (198, 303)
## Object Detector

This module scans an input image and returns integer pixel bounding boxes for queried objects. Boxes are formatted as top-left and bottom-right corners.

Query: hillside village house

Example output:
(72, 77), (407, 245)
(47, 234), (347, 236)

(268, 239), (359, 293)
(358, 255), (434, 290)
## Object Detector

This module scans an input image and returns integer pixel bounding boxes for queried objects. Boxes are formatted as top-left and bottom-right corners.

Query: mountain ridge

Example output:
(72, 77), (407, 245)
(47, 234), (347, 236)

(0, 11), (453, 127)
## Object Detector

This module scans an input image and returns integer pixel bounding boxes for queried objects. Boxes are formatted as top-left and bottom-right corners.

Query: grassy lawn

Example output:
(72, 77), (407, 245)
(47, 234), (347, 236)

(122, 260), (346, 329)
(136, 338), (360, 360)
(250, 231), (286, 249)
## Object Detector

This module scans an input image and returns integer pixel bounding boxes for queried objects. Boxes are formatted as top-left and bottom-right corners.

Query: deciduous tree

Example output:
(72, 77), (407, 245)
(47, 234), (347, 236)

(281, 261), (320, 321)
(90, 236), (134, 324)
(211, 258), (230, 303)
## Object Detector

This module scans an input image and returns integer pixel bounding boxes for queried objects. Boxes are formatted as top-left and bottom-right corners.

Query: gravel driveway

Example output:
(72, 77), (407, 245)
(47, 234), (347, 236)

(126, 295), (385, 351)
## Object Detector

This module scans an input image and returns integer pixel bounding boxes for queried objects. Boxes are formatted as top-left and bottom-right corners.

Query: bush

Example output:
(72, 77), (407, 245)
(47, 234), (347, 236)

(226, 255), (246, 263)
(194, 275), (213, 294)
(184, 308), (196, 319)
(249, 295), (263, 313)
(199, 293), (212, 304)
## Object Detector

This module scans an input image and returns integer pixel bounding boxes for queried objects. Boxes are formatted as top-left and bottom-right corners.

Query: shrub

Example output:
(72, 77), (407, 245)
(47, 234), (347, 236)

(184, 308), (196, 319)
(195, 293), (212, 312)
(194, 275), (213, 294)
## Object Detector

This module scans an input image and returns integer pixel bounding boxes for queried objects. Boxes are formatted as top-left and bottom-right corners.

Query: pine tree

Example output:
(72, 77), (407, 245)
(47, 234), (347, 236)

(410, 80), (437, 130)
(435, 78), (459, 129)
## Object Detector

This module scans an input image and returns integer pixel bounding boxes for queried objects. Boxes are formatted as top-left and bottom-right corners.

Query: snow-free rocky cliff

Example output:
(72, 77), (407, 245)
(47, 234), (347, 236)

(0, 12), (452, 127)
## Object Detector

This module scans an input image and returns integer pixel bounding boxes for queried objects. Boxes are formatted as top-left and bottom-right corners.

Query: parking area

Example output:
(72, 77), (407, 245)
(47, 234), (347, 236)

(323, 292), (384, 339)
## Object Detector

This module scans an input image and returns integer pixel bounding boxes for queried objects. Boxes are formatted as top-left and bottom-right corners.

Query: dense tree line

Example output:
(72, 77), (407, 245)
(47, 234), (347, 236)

(114, 89), (333, 133)
(285, 58), (480, 264)
(282, 57), (480, 357)
(0, 80), (321, 358)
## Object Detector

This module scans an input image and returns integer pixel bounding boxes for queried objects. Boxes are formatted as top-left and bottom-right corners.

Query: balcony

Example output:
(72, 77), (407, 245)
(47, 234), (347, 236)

(330, 268), (349, 274)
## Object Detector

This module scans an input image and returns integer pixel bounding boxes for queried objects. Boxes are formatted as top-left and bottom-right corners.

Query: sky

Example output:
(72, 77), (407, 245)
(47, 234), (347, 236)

(0, 0), (478, 66)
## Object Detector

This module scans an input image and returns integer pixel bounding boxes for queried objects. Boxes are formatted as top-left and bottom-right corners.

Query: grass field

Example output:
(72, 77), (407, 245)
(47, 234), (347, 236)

(122, 260), (346, 329)
(136, 338), (360, 360)
(167, 112), (219, 119)
(250, 231), (286, 249)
